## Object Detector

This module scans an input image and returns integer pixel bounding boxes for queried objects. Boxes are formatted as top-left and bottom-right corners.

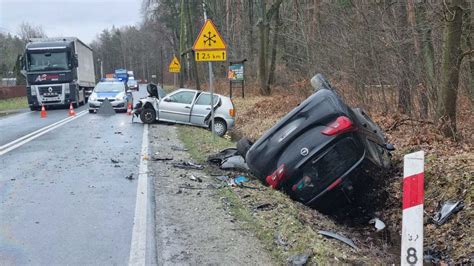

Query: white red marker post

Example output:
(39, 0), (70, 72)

(401, 151), (424, 266)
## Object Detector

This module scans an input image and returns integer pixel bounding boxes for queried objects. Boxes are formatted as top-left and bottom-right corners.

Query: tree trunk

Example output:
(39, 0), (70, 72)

(415, 0), (436, 118)
(267, 4), (281, 86)
(436, 0), (466, 138)
(258, 0), (270, 95)
(395, 2), (413, 114)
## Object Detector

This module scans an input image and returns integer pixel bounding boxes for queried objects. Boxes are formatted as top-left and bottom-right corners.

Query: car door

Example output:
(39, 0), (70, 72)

(190, 93), (220, 126)
(159, 90), (197, 123)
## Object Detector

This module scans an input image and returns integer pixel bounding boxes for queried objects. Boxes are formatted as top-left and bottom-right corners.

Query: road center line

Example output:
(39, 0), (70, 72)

(0, 110), (88, 156)
(129, 123), (149, 266)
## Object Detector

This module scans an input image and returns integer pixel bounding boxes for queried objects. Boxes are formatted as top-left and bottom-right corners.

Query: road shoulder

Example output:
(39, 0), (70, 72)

(149, 124), (273, 265)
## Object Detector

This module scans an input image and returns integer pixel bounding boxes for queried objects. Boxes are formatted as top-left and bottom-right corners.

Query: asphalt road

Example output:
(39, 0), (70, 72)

(0, 88), (156, 265)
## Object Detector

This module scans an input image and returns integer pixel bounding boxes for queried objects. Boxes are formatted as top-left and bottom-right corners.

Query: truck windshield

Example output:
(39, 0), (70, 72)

(94, 82), (125, 93)
(28, 52), (69, 71)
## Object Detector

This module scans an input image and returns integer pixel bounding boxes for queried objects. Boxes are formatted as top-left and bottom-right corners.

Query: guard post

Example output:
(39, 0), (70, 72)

(228, 59), (246, 98)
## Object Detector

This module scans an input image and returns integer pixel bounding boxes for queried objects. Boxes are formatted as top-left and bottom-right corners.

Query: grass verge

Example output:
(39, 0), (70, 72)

(177, 125), (370, 264)
(0, 97), (28, 112)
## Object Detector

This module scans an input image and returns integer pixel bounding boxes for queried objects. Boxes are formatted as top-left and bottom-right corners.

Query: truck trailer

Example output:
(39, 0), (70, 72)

(21, 37), (96, 110)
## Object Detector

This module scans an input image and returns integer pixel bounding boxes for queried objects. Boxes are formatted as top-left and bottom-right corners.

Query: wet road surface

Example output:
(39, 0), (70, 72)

(0, 88), (156, 264)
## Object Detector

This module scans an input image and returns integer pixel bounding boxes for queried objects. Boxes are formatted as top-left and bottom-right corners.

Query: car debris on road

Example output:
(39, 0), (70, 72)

(172, 161), (205, 170)
(432, 200), (464, 225)
(318, 230), (358, 250)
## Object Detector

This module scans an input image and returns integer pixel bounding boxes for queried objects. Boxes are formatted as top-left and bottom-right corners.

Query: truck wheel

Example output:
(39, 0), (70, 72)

(140, 108), (156, 124)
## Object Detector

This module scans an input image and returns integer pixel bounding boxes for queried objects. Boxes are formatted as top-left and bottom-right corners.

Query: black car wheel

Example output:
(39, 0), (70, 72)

(237, 137), (254, 157)
(140, 108), (156, 124)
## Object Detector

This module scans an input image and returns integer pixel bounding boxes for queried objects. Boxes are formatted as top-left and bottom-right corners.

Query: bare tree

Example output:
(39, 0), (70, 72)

(17, 22), (46, 41)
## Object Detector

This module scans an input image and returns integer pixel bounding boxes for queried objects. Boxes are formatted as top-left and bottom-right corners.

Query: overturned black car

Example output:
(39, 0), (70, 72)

(244, 74), (394, 207)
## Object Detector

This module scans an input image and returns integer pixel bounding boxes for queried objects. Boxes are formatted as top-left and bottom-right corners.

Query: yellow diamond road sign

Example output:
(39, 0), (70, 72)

(193, 19), (227, 51)
(168, 56), (181, 73)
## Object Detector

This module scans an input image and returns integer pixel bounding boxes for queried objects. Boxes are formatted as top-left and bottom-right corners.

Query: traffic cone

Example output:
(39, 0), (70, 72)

(127, 102), (132, 115)
(40, 104), (47, 118)
(68, 102), (76, 117)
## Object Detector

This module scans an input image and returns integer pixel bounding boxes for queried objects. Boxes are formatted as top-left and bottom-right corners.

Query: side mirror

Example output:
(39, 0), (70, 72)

(73, 54), (79, 67)
(19, 56), (24, 69)
(163, 98), (171, 102)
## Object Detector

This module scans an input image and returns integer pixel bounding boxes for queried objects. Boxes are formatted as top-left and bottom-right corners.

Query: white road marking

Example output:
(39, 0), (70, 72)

(0, 110), (88, 156)
(129, 123), (149, 266)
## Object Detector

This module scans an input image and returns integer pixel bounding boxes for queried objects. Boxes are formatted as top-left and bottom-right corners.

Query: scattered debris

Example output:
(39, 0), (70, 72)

(234, 175), (249, 185)
(215, 175), (230, 182)
(88, 185), (96, 188)
(189, 174), (203, 183)
(114, 131), (123, 135)
(254, 203), (273, 211)
(206, 183), (220, 189)
(287, 252), (311, 266)
(207, 148), (240, 164)
(207, 148), (249, 171)
(220, 155), (249, 171)
(369, 217), (386, 232)
(432, 200), (464, 225)
(171, 145), (188, 152)
(10, 178), (15, 181)
(114, 165), (121, 168)
(274, 232), (288, 249)
(111, 159), (121, 164)
(318, 230), (358, 250)
(125, 174), (135, 181)
(151, 155), (173, 161)
(172, 161), (204, 170)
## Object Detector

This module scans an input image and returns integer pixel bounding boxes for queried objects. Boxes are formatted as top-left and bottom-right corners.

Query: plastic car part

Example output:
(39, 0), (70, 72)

(266, 164), (287, 189)
(318, 230), (358, 250)
(432, 200), (464, 225)
(321, 116), (354, 136)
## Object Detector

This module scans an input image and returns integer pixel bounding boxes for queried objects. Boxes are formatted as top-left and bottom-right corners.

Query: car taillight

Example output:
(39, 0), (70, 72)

(266, 164), (287, 189)
(321, 116), (354, 136)
(229, 108), (235, 117)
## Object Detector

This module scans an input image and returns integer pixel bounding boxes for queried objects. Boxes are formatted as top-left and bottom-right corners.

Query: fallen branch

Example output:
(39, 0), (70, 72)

(387, 118), (434, 131)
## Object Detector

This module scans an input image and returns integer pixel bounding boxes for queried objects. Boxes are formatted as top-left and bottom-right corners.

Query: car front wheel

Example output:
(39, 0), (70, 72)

(212, 119), (227, 137)
(140, 108), (156, 124)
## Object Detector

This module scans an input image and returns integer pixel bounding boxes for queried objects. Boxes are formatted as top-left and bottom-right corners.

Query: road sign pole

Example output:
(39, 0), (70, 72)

(174, 73), (177, 89)
(202, 5), (215, 139)
(401, 151), (424, 266)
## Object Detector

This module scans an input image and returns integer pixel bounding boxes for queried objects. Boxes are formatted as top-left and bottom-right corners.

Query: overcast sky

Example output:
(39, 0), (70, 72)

(0, 0), (143, 44)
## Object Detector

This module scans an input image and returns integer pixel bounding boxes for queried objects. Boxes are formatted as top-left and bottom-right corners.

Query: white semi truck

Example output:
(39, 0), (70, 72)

(21, 37), (96, 110)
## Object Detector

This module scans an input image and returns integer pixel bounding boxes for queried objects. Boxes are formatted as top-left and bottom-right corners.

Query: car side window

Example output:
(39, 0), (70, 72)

(168, 91), (195, 104)
(195, 94), (219, 105)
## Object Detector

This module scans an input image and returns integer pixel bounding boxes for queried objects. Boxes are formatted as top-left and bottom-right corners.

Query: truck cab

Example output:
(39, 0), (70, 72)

(22, 38), (96, 110)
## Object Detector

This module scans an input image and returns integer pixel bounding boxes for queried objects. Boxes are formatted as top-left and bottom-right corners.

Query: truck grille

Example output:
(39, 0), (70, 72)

(39, 86), (62, 96)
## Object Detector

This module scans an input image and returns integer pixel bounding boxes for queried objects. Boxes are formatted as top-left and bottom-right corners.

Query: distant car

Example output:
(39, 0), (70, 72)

(127, 79), (138, 91)
(88, 80), (133, 113)
(135, 84), (235, 136)
(245, 74), (393, 207)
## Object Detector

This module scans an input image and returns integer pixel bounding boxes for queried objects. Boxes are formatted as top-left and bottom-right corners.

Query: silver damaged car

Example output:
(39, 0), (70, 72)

(136, 85), (235, 136)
